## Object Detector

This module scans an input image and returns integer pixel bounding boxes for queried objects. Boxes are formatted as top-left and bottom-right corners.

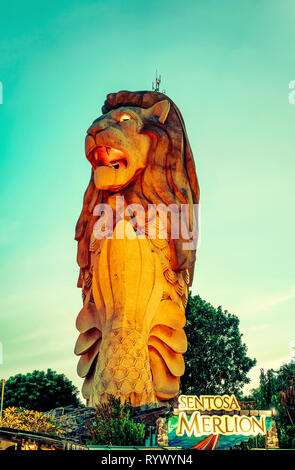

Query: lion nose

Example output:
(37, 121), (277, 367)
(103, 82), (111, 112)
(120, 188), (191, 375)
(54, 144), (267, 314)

(87, 124), (104, 137)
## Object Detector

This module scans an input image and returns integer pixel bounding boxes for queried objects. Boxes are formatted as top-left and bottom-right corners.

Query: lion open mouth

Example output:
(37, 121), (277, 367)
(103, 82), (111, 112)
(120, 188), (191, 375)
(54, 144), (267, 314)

(88, 146), (128, 171)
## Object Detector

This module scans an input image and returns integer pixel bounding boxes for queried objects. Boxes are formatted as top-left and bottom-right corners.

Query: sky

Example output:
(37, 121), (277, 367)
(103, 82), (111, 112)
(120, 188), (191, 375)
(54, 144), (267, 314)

(0, 0), (294, 398)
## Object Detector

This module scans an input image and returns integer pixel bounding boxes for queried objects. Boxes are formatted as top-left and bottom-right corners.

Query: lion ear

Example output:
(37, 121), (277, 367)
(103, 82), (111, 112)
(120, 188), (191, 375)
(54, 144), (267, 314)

(145, 99), (170, 124)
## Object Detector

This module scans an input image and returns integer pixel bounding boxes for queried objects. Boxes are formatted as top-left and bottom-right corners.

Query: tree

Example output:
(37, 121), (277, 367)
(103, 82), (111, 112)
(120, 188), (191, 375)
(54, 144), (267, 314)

(249, 363), (295, 448)
(90, 396), (145, 446)
(181, 293), (256, 396)
(251, 368), (277, 409)
(251, 364), (295, 409)
(3, 369), (83, 411)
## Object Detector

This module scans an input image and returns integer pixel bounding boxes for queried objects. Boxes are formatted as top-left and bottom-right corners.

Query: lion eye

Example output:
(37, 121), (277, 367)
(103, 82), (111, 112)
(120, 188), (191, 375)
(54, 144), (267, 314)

(118, 113), (132, 122)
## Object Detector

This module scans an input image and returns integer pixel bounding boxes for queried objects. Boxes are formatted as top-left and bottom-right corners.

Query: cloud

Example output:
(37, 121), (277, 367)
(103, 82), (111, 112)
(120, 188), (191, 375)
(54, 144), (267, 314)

(246, 323), (269, 332)
(254, 287), (295, 312)
(237, 286), (295, 318)
(6, 330), (48, 345)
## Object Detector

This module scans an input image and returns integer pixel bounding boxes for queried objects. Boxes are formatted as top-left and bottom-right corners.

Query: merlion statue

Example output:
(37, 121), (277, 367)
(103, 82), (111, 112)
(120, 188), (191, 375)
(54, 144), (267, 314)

(74, 90), (199, 407)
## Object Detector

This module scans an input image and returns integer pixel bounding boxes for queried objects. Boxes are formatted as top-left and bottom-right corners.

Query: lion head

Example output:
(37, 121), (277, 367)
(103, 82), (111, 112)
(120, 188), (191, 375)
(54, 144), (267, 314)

(85, 100), (170, 192)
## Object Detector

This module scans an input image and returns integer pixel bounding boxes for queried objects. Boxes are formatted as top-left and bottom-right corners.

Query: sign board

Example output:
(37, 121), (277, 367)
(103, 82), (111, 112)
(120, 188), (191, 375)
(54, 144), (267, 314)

(168, 394), (274, 450)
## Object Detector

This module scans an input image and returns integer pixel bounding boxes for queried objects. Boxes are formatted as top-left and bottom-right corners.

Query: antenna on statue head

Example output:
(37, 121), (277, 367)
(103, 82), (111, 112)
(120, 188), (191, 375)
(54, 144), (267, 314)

(152, 70), (166, 93)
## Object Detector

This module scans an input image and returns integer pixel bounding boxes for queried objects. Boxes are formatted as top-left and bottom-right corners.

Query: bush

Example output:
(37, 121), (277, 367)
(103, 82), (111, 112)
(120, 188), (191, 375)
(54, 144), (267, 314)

(0, 407), (63, 436)
(90, 396), (145, 446)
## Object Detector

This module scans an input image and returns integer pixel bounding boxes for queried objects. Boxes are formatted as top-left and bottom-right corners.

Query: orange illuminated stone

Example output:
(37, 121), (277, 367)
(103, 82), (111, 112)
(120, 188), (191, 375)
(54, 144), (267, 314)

(75, 90), (199, 407)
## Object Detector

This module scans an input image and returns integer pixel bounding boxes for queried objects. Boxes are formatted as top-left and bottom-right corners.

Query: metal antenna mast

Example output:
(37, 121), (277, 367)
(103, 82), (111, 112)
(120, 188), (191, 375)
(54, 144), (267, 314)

(152, 71), (165, 93)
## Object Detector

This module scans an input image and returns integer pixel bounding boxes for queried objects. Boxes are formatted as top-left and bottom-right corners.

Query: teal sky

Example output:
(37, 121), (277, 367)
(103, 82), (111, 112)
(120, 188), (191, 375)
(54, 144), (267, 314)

(0, 0), (294, 397)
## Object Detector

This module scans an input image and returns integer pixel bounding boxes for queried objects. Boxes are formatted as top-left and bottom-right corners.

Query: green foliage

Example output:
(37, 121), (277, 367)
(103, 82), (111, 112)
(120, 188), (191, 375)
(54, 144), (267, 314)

(181, 294), (256, 395)
(90, 396), (145, 446)
(235, 434), (266, 450)
(251, 364), (295, 409)
(248, 363), (295, 449)
(3, 369), (83, 411)
(251, 368), (277, 409)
